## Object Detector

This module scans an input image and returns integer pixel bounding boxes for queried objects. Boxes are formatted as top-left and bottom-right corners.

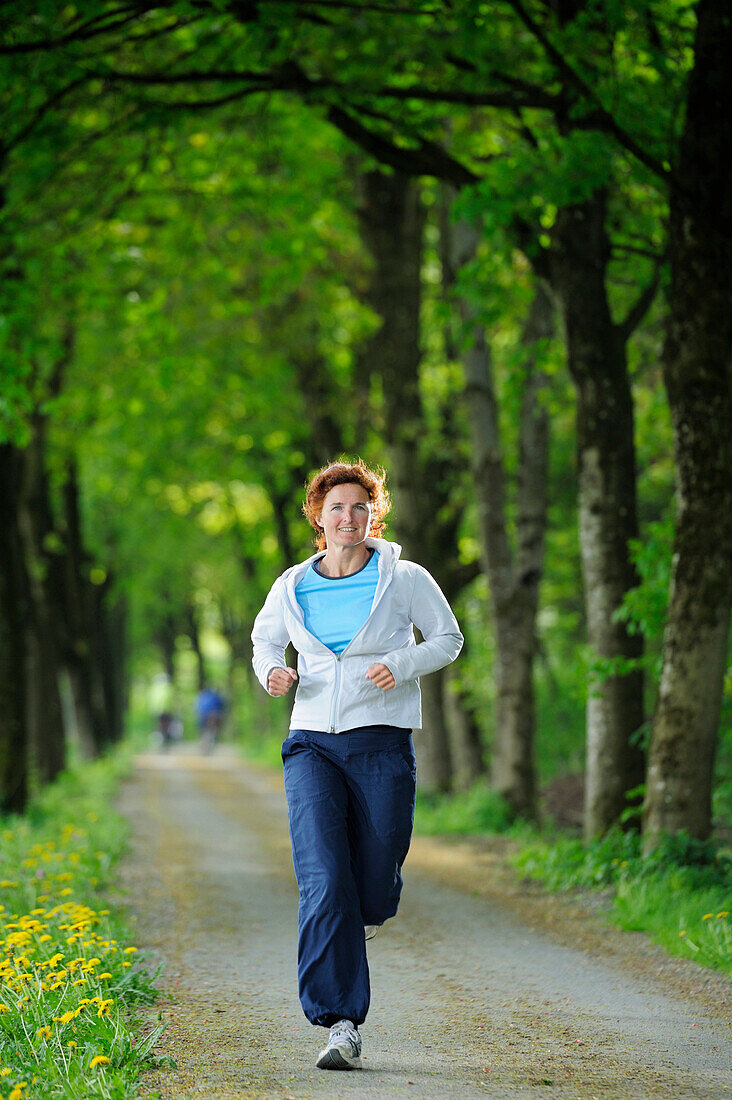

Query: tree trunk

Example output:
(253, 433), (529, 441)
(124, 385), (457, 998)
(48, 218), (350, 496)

(17, 415), (66, 784)
(549, 194), (646, 837)
(644, 0), (732, 843)
(155, 608), (178, 682)
(450, 205), (552, 816)
(356, 168), (455, 792)
(98, 585), (127, 744)
(444, 655), (485, 790)
(417, 665), (453, 794)
(62, 461), (109, 757)
(185, 603), (207, 691)
(0, 444), (29, 814)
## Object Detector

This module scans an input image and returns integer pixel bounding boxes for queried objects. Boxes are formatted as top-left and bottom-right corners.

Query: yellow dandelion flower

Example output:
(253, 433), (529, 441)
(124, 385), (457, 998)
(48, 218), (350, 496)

(67, 1040), (77, 1049)
(99, 972), (113, 980)
(1, 1067), (11, 1076)
(10, 1087), (29, 1100)
(53, 1010), (78, 1026)
(678, 930), (687, 937)
(122, 962), (131, 968)
(72, 979), (87, 987)
(38, 935), (51, 943)
(97, 1000), (113, 1017)
(123, 947), (137, 954)
(717, 911), (729, 919)
(35, 1026), (52, 1041)
(0, 1006), (9, 1014)
(702, 913), (713, 920)
(90, 1055), (111, 1068)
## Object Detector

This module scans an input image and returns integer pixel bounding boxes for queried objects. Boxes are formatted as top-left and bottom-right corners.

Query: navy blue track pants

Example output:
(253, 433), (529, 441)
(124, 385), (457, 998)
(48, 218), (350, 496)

(282, 726), (416, 1028)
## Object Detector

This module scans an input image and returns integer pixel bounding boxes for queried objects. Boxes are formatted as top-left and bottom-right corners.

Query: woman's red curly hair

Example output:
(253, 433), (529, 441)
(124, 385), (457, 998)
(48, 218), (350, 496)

(303, 459), (391, 550)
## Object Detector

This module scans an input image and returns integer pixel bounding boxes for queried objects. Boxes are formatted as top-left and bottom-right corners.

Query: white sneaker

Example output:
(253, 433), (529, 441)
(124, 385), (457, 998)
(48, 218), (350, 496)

(316, 1019), (362, 1070)
(364, 924), (382, 941)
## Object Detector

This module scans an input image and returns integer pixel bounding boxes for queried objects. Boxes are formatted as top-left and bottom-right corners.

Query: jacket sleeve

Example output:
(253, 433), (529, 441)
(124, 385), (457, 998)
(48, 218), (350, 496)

(251, 575), (292, 694)
(380, 564), (463, 685)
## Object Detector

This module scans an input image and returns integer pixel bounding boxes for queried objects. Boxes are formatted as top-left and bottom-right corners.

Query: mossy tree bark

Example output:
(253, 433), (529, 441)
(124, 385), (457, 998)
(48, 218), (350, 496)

(17, 412), (67, 784)
(60, 461), (110, 757)
(356, 168), (478, 792)
(460, 269), (552, 819)
(0, 444), (29, 814)
(548, 194), (647, 838)
(644, 0), (732, 844)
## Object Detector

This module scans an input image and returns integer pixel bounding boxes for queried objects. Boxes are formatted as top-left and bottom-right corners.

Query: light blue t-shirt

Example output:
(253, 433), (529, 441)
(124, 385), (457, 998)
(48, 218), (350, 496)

(295, 550), (380, 655)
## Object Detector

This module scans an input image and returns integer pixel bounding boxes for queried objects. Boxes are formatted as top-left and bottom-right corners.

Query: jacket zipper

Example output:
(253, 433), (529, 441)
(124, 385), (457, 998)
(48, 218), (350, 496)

(329, 563), (395, 733)
(329, 653), (342, 733)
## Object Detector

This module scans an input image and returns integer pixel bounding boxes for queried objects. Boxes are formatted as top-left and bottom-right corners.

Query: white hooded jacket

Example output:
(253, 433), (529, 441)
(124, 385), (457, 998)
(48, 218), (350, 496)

(251, 537), (463, 733)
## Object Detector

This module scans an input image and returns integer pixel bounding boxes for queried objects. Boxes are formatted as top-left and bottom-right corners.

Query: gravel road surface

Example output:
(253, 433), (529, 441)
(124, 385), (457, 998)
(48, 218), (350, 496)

(117, 748), (731, 1100)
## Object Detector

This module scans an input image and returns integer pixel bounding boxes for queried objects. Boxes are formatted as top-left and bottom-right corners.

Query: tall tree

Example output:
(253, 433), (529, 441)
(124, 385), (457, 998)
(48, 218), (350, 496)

(443, 204), (553, 816)
(0, 445), (29, 814)
(644, 0), (732, 843)
(355, 168), (455, 791)
(545, 192), (648, 836)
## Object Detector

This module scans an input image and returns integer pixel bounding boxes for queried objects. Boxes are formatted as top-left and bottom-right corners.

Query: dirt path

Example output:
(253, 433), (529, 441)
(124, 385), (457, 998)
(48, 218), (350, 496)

(117, 748), (731, 1100)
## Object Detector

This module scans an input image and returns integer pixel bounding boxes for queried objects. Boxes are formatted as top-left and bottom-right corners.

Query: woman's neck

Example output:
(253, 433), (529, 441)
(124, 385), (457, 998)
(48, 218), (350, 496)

(318, 544), (371, 578)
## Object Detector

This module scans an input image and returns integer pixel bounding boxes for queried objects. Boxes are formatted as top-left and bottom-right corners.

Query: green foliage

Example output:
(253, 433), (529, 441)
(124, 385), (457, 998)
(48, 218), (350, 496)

(615, 516), (674, 644)
(414, 782), (516, 837)
(588, 513), (675, 687)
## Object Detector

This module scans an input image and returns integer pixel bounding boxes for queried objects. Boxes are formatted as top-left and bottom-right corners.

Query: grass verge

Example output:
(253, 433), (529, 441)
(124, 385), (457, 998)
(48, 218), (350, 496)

(0, 749), (164, 1100)
(512, 827), (731, 974)
(414, 781), (521, 837)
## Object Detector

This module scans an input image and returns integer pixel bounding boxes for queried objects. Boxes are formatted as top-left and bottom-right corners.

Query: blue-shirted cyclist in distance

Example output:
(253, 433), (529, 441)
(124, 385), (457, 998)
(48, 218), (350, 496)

(252, 459), (463, 1071)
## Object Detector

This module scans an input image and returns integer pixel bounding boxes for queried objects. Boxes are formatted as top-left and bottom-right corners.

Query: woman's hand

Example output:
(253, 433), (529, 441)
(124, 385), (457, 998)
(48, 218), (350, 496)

(365, 662), (396, 691)
(268, 667), (298, 696)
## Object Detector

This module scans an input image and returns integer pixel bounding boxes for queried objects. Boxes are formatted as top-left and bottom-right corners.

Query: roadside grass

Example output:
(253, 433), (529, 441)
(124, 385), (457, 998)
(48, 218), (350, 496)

(415, 781), (522, 837)
(512, 827), (731, 975)
(0, 750), (164, 1100)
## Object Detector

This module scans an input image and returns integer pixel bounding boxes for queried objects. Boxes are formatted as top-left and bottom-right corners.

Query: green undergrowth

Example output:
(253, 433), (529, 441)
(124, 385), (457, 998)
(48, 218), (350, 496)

(0, 749), (166, 1100)
(512, 827), (732, 974)
(414, 781), (522, 837)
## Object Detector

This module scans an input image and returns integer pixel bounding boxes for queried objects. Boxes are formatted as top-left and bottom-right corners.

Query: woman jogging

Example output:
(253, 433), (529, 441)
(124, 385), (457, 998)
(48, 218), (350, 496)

(251, 460), (463, 1071)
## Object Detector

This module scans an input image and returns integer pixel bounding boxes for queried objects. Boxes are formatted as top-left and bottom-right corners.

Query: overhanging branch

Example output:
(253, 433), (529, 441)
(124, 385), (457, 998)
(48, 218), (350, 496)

(327, 104), (478, 186)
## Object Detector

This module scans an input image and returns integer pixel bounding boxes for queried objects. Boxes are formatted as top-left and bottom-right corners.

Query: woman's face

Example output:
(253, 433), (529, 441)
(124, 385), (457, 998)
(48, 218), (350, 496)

(318, 482), (372, 549)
